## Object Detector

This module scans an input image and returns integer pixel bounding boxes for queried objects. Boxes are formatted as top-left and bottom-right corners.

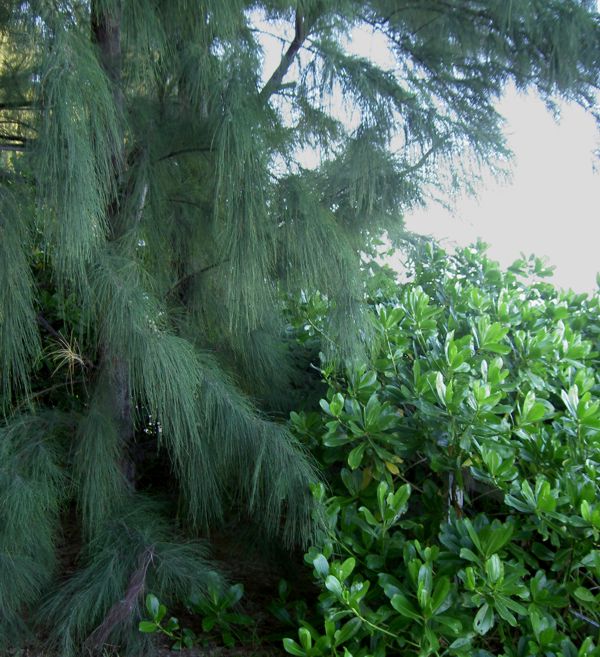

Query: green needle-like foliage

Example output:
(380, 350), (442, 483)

(0, 0), (598, 653)
(0, 413), (68, 644)
(0, 190), (40, 400)
(35, 25), (121, 283)
(73, 386), (131, 536)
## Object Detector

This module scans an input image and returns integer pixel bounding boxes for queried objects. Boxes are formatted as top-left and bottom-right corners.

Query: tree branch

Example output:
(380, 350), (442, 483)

(0, 133), (26, 143)
(86, 547), (155, 651)
(396, 143), (438, 176)
(168, 197), (203, 208)
(259, 9), (309, 102)
(157, 146), (212, 162)
(0, 144), (26, 152)
(37, 313), (64, 342)
(0, 118), (36, 131)
(165, 260), (230, 298)
(0, 101), (35, 111)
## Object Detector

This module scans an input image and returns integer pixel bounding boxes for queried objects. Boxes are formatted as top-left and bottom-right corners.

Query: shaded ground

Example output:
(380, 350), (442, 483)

(8, 524), (315, 657)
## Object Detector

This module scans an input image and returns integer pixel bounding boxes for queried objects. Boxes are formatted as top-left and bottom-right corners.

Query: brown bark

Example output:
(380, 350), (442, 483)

(259, 9), (311, 102)
(86, 547), (155, 651)
(91, 0), (135, 483)
(91, 3), (123, 105)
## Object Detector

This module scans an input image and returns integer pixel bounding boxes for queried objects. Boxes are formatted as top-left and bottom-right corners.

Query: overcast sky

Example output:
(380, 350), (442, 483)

(404, 87), (599, 293)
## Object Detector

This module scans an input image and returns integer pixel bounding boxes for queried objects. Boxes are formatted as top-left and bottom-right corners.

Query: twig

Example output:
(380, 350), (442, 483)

(0, 133), (26, 143)
(569, 608), (600, 631)
(135, 182), (148, 224)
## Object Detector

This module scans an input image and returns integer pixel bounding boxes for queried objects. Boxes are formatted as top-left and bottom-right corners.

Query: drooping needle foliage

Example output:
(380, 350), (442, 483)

(0, 0), (598, 653)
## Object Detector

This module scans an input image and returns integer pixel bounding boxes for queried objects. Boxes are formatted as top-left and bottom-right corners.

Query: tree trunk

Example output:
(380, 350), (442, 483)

(91, 0), (135, 484)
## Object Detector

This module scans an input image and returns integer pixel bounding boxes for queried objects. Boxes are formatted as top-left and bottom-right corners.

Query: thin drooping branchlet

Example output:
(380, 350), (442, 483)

(194, 351), (318, 545)
(213, 76), (277, 332)
(90, 253), (318, 534)
(0, 190), (40, 405)
(73, 381), (132, 538)
(34, 24), (121, 285)
(0, 413), (69, 646)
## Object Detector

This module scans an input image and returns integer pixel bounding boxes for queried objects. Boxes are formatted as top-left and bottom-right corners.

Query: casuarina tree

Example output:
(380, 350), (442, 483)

(0, 0), (598, 653)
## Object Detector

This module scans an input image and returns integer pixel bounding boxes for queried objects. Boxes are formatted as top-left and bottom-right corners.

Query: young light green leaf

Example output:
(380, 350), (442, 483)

(283, 638), (305, 657)
(325, 575), (343, 597)
(146, 593), (160, 619)
(312, 554), (329, 578)
(138, 621), (157, 633)
(339, 557), (356, 581)
(298, 628), (312, 651)
(485, 554), (504, 585)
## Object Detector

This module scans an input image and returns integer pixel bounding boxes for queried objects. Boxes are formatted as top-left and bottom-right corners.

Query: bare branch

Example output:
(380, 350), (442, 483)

(0, 144), (26, 152)
(0, 118), (36, 131)
(259, 9), (310, 102)
(396, 143), (438, 176)
(157, 146), (212, 162)
(0, 101), (35, 111)
(0, 133), (26, 143)
(166, 260), (230, 298)
(135, 183), (148, 224)
(37, 313), (64, 342)
(86, 547), (155, 651)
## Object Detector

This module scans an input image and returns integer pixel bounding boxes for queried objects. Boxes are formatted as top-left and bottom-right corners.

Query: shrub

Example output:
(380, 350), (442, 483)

(285, 241), (600, 657)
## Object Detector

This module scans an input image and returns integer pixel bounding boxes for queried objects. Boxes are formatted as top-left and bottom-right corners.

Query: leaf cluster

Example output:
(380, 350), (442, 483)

(139, 577), (254, 651)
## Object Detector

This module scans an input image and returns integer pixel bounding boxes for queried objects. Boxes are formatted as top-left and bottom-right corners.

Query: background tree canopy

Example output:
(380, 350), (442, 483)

(0, 0), (598, 654)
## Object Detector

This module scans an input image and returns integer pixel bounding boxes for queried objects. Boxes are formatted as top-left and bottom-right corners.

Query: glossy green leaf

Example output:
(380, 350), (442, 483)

(283, 638), (305, 657)
(430, 576), (451, 615)
(391, 592), (421, 620)
(313, 554), (329, 578)
(325, 575), (343, 597)
(339, 557), (356, 581)
(573, 587), (595, 603)
(474, 603), (494, 635)
(334, 617), (362, 645)
(347, 443), (367, 470)
(146, 594), (160, 619)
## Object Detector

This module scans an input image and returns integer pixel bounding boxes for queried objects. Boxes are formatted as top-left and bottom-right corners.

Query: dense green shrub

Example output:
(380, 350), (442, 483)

(285, 241), (600, 657)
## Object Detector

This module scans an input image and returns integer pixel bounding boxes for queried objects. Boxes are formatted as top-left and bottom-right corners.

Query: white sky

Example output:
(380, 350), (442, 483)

(404, 88), (600, 293)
